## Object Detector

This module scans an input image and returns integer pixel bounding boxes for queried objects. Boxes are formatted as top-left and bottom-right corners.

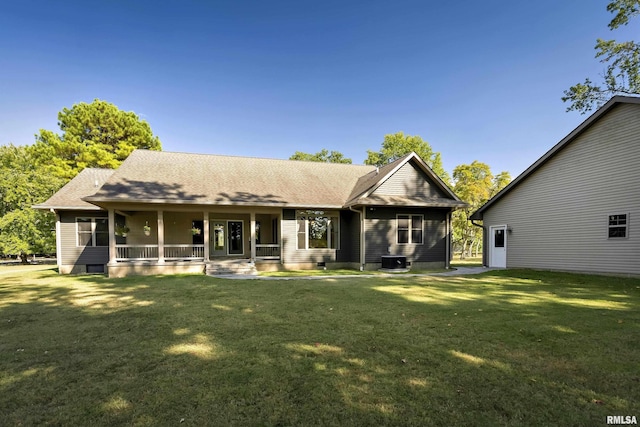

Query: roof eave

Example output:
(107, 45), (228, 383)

(32, 204), (104, 211)
(345, 199), (468, 209)
(83, 197), (345, 210)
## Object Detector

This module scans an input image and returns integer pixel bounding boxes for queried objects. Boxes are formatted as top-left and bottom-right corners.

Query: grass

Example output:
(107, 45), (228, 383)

(450, 255), (483, 267)
(1, 266), (639, 426)
(259, 268), (374, 277)
(258, 268), (448, 277)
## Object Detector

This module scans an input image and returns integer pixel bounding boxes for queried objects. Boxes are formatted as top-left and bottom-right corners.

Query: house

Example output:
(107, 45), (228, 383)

(471, 96), (640, 276)
(35, 150), (466, 277)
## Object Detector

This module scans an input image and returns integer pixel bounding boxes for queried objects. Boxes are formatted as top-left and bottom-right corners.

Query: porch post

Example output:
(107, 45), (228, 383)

(250, 212), (256, 262)
(203, 212), (209, 261)
(279, 211), (284, 265)
(108, 209), (116, 264)
(157, 210), (165, 263)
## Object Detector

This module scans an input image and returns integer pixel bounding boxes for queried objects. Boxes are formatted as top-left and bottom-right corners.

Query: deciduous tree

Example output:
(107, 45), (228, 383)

(562, 0), (640, 113)
(0, 145), (64, 260)
(289, 149), (352, 163)
(452, 161), (511, 259)
(365, 132), (450, 184)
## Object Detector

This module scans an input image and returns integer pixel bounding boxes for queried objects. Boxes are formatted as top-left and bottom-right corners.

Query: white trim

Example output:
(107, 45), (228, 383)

(607, 213), (629, 239)
(489, 224), (507, 268)
(55, 213), (62, 268)
(396, 214), (424, 245)
(108, 209), (116, 264)
(250, 212), (256, 262)
(157, 210), (165, 264)
(203, 213), (210, 261)
(75, 217), (108, 248)
(209, 218), (229, 258)
(295, 210), (340, 250)
(279, 212), (284, 265)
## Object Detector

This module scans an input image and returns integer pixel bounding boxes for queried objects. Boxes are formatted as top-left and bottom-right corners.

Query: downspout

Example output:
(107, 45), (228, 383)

(349, 206), (366, 271)
(471, 219), (486, 267)
(53, 209), (62, 271)
(445, 211), (451, 269)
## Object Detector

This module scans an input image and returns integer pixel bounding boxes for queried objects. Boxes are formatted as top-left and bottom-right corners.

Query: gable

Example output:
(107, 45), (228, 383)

(471, 96), (640, 220)
(485, 102), (640, 215)
(371, 161), (448, 199)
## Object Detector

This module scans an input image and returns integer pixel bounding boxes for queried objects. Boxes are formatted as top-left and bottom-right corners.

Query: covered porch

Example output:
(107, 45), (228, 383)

(106, 208), (281, 275)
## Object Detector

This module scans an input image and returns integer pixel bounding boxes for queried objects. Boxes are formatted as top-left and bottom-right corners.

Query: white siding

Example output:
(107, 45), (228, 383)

(484, 103), (640, 275)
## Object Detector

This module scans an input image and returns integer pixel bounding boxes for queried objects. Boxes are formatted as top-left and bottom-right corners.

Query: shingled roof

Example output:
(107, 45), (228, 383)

(39, 150), (463, 210)
(33, 168), (115, 211)
(83, 150), (375, 208)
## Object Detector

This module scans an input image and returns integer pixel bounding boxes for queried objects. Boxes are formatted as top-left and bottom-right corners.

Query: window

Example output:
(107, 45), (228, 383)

(608, 214), (628, 238)
(296, 210), (339, 249)
(114, 214), (127, 245)
(192, 220), (204, 245)
(397, 214), (423, 244)
(494, 229), (505, 247)
(76, 218), (108, 247)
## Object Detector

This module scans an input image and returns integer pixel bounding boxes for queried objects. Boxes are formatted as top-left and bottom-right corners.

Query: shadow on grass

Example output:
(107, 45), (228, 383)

(0, 267), (638, 425)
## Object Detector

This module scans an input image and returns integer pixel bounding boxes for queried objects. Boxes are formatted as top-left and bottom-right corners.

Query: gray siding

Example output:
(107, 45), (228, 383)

(59, 211), (109, 267)
(281, 209), (360, 264)
(282, 212), (336, 264)
(365, 207), (447, 263)
(372, 162), (447, 198)
(483, 103), (640, 275)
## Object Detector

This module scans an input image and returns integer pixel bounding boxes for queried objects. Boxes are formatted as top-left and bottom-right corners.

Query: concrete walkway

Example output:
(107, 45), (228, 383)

(213, 266), (499, 280)
(429, 266), (499, 276)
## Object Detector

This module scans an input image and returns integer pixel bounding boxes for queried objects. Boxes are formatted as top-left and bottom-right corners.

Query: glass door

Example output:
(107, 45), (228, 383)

(228, 221), (243, 255)
(211, 222), (226, 256)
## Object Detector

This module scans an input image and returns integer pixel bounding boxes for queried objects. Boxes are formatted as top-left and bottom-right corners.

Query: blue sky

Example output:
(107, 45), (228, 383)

(0, 1), (635, 178)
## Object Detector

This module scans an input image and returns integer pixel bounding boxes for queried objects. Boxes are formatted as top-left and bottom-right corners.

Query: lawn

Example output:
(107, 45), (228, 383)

(450, 255), (483, 268)
(1, 266), (639, 426)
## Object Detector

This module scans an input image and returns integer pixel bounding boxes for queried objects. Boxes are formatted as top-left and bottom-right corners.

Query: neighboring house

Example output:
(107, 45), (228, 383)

(471, 96), (640, 276)
(35, 150), (465, 277)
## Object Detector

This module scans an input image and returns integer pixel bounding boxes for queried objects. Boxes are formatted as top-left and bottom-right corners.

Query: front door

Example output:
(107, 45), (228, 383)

(211, 222), (226, 256)
(489, 225), (507, 268)
(228, 221), (244, 255)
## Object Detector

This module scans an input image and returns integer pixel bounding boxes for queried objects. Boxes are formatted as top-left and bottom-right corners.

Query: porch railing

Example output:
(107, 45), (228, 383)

(115, 244), (205, 261)
(116, 245), (158, 261)
(256, 244), (280, 260)
(116, 243), (278, 261)
(164, 244), (205, 260)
